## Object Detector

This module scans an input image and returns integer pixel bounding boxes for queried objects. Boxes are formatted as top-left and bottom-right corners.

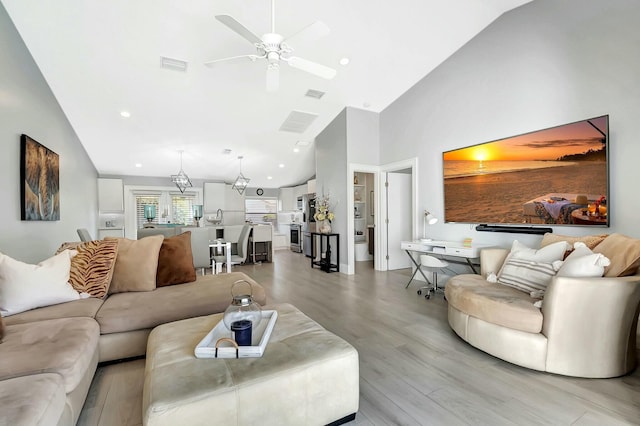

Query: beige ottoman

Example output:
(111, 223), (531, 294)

(143, 303), (359, 426)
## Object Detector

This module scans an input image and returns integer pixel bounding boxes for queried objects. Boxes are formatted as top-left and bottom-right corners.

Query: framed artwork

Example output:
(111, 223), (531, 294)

(20, 134), (60, 221)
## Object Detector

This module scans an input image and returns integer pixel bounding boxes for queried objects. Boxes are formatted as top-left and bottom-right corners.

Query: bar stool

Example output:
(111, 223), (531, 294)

(417, 255), (450, 299)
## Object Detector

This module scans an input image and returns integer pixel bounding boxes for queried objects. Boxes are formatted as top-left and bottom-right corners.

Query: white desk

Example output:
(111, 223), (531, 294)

(401, 240), (493, 288)
(209, 241), (232, 273)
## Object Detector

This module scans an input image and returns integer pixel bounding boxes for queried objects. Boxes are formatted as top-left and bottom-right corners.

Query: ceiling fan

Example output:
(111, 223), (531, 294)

(204, 0), (336, 92)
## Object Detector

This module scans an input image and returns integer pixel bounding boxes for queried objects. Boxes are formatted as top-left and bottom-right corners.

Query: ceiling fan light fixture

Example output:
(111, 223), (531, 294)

(206, 0), (335, 91)
(170, 150), (193, 193)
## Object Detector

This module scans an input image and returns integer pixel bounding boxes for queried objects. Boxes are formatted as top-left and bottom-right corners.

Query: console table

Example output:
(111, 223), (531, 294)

(311, 232), (340, 273)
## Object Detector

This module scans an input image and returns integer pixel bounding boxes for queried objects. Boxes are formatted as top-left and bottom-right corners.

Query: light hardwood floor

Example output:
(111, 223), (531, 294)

(78, 250), (640, 426)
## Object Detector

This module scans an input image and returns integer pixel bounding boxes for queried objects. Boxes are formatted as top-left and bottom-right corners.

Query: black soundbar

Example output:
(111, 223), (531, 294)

(475, 224), (552, 235)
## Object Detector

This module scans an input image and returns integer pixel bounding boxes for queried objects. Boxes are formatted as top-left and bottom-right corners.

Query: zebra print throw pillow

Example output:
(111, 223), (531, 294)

(56, 239), (119, 298)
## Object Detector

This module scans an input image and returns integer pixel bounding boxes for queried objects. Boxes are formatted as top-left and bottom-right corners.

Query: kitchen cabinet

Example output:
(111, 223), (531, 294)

(294, 184), (308, 200)
(307, 179), (316, 194)
(204, 182), (226, 214)
(98, 178), (123, 212)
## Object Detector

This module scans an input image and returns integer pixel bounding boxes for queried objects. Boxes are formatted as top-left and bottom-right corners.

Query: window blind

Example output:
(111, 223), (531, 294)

(135, 195), (160, 229)
(171, 193), (196, 225)
(245, 198), (278, 224)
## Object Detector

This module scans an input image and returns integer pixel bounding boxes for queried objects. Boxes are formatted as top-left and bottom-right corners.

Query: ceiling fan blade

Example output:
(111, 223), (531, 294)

(215, 14), (262, 45)
(204, 54), (262, 67)
(283, 21), (330, 47)
(266, 65), (280, 92)
(286, 56), (336, 79)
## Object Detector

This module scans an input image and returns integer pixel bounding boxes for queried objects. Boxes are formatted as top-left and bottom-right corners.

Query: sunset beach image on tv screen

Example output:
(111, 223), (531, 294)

(443, 115), (608, 227)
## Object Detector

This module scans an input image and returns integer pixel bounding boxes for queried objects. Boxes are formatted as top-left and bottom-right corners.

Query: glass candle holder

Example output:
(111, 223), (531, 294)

(144, 205), (156, 222)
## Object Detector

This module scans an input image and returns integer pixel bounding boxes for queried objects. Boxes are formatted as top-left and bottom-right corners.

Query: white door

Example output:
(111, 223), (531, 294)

(386, 172), (412, 270)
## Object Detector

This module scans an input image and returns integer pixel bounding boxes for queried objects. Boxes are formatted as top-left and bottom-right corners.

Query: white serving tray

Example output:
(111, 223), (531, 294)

(194, 310), (278, 359)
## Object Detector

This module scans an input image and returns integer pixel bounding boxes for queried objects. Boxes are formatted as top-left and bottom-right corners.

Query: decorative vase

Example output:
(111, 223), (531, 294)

(319, 219), (332, 234)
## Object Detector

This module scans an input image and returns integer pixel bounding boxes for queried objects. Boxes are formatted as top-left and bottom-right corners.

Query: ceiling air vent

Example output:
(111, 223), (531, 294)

(279, 110), (318, 133)
(305, 89), (325, 99)
(160, 56), (188, 72)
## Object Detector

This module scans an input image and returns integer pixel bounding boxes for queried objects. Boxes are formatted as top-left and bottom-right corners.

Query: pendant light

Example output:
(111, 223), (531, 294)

(232, 156), (250, 195)
(171, 150), (193, 193)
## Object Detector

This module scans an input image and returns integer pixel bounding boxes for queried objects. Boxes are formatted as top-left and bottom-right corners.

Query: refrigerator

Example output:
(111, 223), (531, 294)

(302, 193), (316, 257)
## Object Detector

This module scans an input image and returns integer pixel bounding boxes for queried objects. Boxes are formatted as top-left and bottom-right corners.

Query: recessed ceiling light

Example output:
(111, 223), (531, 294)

(278, 164), (285, 168)
(120, 111), (131, 118)
(363, 101), (372, 108)
(339, 57), (350, 66)
(135, 163), (142, 168)
(267, 176), (273, 180)
(293, 148), (300, 153)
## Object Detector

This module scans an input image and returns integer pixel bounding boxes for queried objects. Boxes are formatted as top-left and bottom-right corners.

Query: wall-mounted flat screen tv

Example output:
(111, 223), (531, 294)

(443, 115), (609, 227)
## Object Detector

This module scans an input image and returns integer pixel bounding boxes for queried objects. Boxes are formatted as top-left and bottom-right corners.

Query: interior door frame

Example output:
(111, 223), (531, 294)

(346, 158), (418, 274)
(346, 163), (380, 274)
(379, 158), (418, 271)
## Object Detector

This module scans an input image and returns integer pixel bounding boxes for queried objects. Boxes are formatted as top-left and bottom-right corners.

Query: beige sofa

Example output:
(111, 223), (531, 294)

(445, 246), (640, 378)
(1, 272), (267, 425)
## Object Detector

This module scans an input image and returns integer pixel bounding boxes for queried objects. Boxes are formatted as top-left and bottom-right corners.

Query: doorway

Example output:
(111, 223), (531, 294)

(346, 158), (417, 275)
(353, 171), (375, 271)
(379, 158), (417, 272)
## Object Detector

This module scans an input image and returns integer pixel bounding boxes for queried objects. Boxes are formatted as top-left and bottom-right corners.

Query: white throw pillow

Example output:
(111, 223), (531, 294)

(496, 240), (570, 278)
(509, 240), (571, 262)
(556, 242), (610, 278)
(0, 251), (81, 316)
(497, 257), (563, 294)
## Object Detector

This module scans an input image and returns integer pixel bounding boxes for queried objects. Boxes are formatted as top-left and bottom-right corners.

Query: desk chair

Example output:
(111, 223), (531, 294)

(77, 228), (92, 242)
(417, 255), (452, 299)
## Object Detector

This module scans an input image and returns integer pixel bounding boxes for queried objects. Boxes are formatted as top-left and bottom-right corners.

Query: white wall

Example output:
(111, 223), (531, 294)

(315, 109), (348, 268)
(316, 107), (383, 271)
(379, 0), (640, 248)
(346, 107), (380, 165)
(0, 3), (98, 262)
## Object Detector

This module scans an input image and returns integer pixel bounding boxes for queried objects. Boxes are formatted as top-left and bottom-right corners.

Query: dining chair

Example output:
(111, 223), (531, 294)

(211, 225), (252, 273)
(229, 225), (252, 265)
(184, 227), (212, 275)
(77, 228), (92, 242)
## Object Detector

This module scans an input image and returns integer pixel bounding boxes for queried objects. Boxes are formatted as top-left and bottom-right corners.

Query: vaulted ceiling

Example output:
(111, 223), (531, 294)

(2, 0), (531, 188)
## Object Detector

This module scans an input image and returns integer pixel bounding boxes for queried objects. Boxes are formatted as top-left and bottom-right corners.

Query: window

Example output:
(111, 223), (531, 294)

(171, 193), (196, 226)
(135, 195), (160, 229)
(245, 198), (278, 224)
(134, 191), (197, 228)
